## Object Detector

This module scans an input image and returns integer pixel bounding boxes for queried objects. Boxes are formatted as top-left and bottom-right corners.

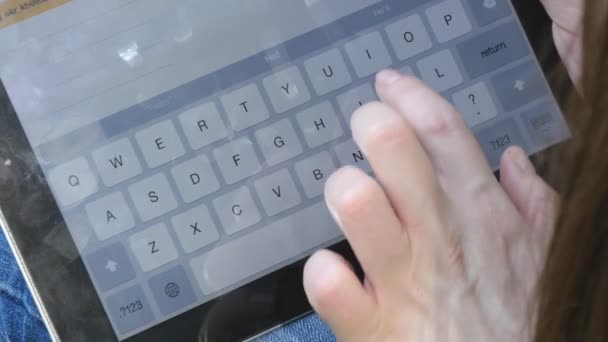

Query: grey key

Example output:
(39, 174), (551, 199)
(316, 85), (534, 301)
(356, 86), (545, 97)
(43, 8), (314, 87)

(47, 157), (99, 207)
(254, 119), (303, 166)
(221, 84), (270, 131)
(171, 204), (220, 254)
(178, 102), (228, 150)
(105, 285), (154, 335)
(334, 139), (372, 172)
(475, 118), (528, 169)
(254, 169), (302, 217)
(296, 102), (344, 148)
(520, 101), (570, 148)
(417, 49), (464, 92)
(85, 192), (135, 241)
(128, 173), (178, 222)
(86, 242), (135, 292)
(426, 0), (473, 43)
(263, 66), (312, 113)
(129, 223), (179, 272)
(92, 138), (143, 187)
(213, 138), (262, 184)
(456, 21), (529, 79)
(304, 48), (353, 96)
(468, 0), (512, 27)
(385, 14), (433, 61)
(213, 187), (261, 235)
(170, 155), (220, 203)
(190, 202), (343, 296)
(401, 65), (415, 76)
(344, 31), (393, 78)
(490, 61), (550, 112)
(135, 120), (186, 169)
(148, 265), (197, 316)
(452, 82), (498, 127)
(336, 83), (378, 122)
(294, 151), (338, 199)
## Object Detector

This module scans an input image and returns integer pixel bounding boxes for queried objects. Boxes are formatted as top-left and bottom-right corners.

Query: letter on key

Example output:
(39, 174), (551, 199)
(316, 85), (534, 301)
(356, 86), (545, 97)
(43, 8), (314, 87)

(48, 157), (98, 207)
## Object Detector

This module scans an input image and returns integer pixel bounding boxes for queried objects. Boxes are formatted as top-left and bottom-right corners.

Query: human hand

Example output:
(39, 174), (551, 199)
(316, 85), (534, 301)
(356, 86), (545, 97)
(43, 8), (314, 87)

(303, 70), (560, 342)
(540, 0), (583, 83)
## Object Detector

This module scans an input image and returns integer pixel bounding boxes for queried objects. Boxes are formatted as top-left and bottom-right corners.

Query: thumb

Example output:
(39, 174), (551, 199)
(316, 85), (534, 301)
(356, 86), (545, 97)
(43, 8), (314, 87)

(539, 0), (584, 83)
(499, 146), (560, 249)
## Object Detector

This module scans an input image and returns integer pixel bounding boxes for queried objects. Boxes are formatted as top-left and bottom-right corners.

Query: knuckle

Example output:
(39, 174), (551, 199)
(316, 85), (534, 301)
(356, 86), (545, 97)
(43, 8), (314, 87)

(420, 108), (461, 138)
(527, 176), (560, 227)
(363, 116), (411, 148)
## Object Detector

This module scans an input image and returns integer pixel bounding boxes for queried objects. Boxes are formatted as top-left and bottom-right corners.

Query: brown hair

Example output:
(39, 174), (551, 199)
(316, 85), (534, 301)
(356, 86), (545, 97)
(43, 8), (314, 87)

(536, 1), (608, 341)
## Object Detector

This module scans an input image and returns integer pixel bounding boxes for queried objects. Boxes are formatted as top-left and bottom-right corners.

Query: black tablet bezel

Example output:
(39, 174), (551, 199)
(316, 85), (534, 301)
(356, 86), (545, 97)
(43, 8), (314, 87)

(0, 1), (557, 341)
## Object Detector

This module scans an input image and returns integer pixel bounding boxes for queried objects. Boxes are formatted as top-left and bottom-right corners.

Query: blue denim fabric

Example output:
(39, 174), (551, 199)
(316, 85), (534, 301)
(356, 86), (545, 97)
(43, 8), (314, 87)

(0, 226), (333, 341)
(0, 228), (50, 342)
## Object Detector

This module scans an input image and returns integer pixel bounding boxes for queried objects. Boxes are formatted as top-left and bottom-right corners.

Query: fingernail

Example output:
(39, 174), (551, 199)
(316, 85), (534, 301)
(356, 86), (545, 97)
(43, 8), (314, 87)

(510, 147), (535, 175)
(376, 69), (402, 87)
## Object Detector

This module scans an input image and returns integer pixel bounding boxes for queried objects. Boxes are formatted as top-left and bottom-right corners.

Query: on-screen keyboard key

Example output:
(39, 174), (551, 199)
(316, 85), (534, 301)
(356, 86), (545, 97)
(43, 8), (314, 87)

(221, 84), (270, 131)
(47, 157), (99, 207)
(452, 82), (498, 127)
(304, 48), (353, 96)
(336, 83), (378, 122)
(263, 66), (312, 114)
(490, 61), (550, 112)
(385, 14), (433, 61)
(254, 119), (303, 166)
(129, 223), (179, 272)
(426, 0), (473, 43)
(171, 204), (220, 254)
(254, 169), (302, 217)
(296, 101), (344, 149)
(467, 0), (512, 27)
(213, 138), (262, 184)
(178, 102), (228, 150)
(135, 120), (185, 169)
(85, 191), (136, 241)
(456, 21), (529, 79)
(170, 155), (220, 203)
(212, 186), (262, 235)
(417, 49), (464, 93)
(128, 173), (178, 222)
(294, 151), (338, 199)
(92, 138), (143, 187)
(475, 118), (528, 169)
(344, 31), (393, 78)
(333, 139), (372, 172)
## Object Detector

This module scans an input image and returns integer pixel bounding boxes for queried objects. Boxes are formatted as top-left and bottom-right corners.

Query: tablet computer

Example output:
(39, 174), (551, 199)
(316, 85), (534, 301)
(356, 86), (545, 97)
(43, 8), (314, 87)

(0, 0), (570, 341)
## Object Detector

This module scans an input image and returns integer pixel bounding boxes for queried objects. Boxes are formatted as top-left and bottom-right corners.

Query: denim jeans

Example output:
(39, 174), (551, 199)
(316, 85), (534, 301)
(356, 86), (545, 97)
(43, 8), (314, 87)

(0, 226), (334, 342)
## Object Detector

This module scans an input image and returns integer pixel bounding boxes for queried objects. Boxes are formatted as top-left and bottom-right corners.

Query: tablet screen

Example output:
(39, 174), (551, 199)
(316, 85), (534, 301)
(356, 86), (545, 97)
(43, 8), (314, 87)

(0, 0), (569, 339)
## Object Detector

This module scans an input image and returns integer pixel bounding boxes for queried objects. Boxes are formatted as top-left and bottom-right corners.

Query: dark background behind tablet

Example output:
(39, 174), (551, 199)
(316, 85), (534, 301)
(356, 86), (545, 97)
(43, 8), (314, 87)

(0, 1), (562, 342)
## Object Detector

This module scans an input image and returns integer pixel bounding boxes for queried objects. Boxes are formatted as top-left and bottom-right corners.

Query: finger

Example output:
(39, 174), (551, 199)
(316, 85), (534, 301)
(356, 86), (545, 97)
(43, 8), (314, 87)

(325, 166), (409, 286)
(539, 0), (583, 82)
(500, 146), (559, 245)
(303, 250), (376, 339)
(375, 70), (495, 192)
(350, 101), (441, 230)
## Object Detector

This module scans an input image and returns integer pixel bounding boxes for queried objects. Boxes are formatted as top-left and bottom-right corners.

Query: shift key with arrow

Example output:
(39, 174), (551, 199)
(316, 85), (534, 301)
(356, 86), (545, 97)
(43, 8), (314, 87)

(491, 61), (550, 112)
(87, 243), (136, 292)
